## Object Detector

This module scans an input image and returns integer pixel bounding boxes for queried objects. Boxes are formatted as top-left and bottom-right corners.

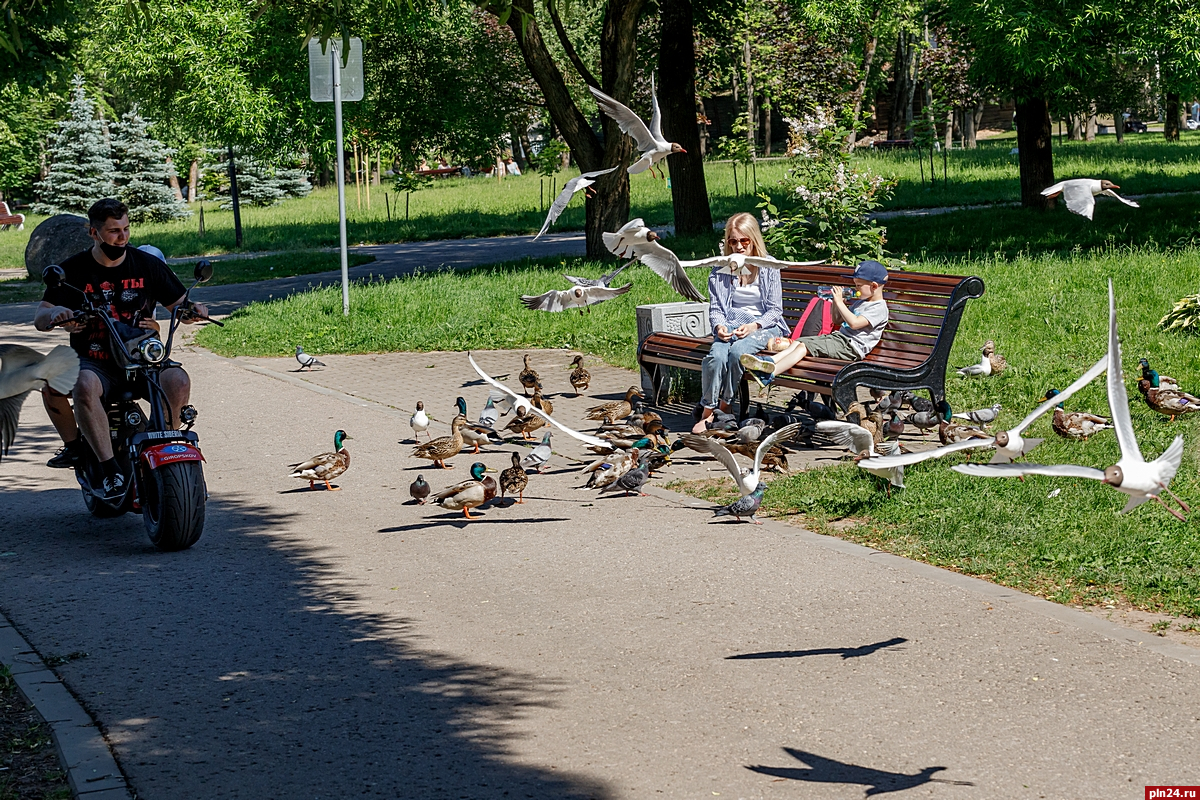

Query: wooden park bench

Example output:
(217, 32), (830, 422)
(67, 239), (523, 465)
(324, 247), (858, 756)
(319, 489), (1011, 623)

(416, 166), (462, 178)
(638, 265), (985, 413)
(0, 202), (24, 231)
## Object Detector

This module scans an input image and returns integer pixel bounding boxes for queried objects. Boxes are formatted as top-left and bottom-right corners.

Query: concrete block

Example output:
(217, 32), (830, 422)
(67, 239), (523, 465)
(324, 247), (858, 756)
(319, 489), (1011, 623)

(635, 301), (708, 397)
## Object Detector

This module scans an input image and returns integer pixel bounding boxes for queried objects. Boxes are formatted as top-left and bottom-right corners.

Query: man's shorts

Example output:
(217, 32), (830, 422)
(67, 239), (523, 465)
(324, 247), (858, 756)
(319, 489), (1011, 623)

(78, 360), (143, 406)
(791, 331), (863, 361)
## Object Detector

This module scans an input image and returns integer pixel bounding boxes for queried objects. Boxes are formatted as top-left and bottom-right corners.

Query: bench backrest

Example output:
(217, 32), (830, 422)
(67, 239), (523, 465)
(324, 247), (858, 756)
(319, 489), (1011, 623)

(0, 202), (11, 216)
(778, 266), (971, 371)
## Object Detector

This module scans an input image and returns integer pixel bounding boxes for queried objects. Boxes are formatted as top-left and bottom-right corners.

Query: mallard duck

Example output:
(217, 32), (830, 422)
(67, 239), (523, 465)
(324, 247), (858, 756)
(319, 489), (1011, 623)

(432, 462), (497, 519)
(288, 430), (352, 490)
(453, 399), (497, 454)
(410, 401), (430, 441)
(499, 451), (529, 503)
(598, 421), (646, 438)
(567, 355), (590, 396)
(585, 386), (642, 423)
(1139, 379), (1200, 422)
(1140, 358), (1180, 391)
(519, 354), (540, 396)
(956, 340), (1006, 377)
(1043, 389), (1112, 440)
(583, 447), (639, 489)
(505, 410), (546, 439)
(412, 417), (465, 469)
(410, 475), (430, 504)
(530, 387), (553, 416)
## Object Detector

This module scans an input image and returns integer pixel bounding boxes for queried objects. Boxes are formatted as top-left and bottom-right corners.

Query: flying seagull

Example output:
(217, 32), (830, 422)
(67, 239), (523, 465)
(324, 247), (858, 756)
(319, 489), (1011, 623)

(680, 423), (806, 496)
(295, 345), (325, 371)
(535, 166), (619, 239)
(521, 282), (634, 315)
(953, 281), (1189, 521)
(713, 252), (828, 278)
(602, 218), (720, 302)
(0, 344), (80, 462)
(1040, 179), (1139, 220)
(589, 76), (685, 179)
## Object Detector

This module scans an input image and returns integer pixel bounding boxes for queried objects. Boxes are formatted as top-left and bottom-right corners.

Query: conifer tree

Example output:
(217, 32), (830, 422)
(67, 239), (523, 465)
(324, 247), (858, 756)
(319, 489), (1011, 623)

(203, 149), (311, 208)
(111, 107), (191, 222)
(33, 76), (117, 214)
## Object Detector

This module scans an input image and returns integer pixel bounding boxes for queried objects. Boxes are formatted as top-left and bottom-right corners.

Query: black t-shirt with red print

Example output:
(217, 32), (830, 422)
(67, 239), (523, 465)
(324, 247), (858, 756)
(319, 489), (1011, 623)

(42, 247), (186, 367)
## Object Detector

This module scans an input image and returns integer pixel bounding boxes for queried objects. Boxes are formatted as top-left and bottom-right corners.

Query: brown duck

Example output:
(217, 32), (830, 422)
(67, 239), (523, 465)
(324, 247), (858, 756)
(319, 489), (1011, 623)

(585, 386), (642, 423)
(519, 354), (540, 396)
(567, 355), (590, 396)
(499, 451), (529, 503)
(412, 417), (465, 469)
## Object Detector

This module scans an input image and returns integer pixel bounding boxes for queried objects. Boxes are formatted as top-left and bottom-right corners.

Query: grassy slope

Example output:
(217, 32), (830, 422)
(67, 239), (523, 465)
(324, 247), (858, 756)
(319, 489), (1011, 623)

(4, 131), (1197, 266)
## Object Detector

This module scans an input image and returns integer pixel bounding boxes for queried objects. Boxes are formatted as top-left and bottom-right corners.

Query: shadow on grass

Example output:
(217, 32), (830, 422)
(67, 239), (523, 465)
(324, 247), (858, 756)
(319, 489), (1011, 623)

(0, 474), (611, 799)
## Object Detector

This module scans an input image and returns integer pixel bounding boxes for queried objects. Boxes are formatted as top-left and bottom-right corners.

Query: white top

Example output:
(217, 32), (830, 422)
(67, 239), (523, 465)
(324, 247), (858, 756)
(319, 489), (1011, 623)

(840, 299), (889, 357)
(730, 280), (763, 319)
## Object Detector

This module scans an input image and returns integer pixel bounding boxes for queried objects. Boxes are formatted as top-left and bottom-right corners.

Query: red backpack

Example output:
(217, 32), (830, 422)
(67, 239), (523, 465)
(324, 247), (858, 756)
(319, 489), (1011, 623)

(789, 296), (837, 339)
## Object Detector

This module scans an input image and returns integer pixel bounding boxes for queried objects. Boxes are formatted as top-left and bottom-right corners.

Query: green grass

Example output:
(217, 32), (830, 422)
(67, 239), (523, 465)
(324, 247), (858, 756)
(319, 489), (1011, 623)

(5, 131), (1198, 267)
(199, 242), (1200, 615)
(0, 252), (375, 304)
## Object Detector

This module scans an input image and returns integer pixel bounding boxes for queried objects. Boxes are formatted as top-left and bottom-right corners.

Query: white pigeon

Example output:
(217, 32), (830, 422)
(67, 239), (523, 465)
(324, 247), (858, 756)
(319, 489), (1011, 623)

(953, 403), (1002, 425)
(816, 419), (905, 489)
(953, 281), (1189, 521)
(468, 352), (609, 449)
(862, 353), (1107, 470)
(535, 167), (619, 239)
(519, 431), (553, 473)
(0, 344), (80, 462)
(679, 423), (806, 496)
(410, 401), (431, 441)
(1040, 178), (1139, 220)
(295, 345), (325, 371)
(589, 76), (684, 178)
(521, 283), (633, 315)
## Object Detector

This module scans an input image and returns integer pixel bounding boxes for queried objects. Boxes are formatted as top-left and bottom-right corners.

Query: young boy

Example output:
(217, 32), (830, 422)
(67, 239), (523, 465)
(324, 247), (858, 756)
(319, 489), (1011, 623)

(740, 260), (889, 378)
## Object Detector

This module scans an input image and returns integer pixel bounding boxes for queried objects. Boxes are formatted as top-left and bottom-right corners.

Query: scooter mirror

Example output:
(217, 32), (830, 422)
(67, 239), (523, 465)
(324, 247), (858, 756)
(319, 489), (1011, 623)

(194, 260), (213, 283)
(42, 264), (65, 288)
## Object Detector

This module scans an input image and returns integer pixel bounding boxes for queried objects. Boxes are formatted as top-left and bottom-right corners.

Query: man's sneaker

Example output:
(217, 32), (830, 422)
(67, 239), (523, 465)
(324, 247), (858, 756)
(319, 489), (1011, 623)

(100, 473), (126, 501)
(47, 443), (82, 469)
(739, 353), (776, 375)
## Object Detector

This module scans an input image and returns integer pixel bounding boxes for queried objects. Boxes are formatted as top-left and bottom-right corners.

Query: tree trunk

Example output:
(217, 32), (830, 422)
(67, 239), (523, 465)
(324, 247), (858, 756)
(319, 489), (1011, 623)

(744, 39), (754, 152)
(1069, 113), (1083, 140)
(657, 0), (712, 235)
(166, 157), (184, 201)
(763, 98), (771, 156)
(1085, 103), (1097, 141)
(1015, 97), (1054, 209)
(944, 110), (954, 150)
(697, 96), (710, 156)
(188, 159), (199, 202)
(226, 145), (243, 247)
(847, 2), (884, 146)
(499, 0), (640, 257)
(962, 105), (977, 148)
(1164, 92), (1181, 141)
(888, 31), (912, 140)
(1114, 111), (1124, 143)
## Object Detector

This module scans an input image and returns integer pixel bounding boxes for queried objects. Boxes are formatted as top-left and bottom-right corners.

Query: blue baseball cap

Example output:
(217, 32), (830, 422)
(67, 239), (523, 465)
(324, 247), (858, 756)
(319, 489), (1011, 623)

(853, 260), (888, 284)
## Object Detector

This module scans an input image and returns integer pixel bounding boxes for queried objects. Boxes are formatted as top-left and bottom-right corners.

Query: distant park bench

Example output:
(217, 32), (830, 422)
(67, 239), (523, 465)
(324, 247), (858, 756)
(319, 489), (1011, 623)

(416, 167), (462, 178)
(0, 202), (24, 231)
(638, 264), (985, 413)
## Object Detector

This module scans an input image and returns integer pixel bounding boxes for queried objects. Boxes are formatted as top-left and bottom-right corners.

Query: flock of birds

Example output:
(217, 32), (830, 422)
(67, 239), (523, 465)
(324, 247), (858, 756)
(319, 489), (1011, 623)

(285, 286), (1195, 524)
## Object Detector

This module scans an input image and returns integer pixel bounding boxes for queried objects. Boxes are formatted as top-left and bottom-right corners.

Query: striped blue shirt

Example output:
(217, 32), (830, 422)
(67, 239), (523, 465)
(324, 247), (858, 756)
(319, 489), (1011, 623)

(707, 264), (784, 334)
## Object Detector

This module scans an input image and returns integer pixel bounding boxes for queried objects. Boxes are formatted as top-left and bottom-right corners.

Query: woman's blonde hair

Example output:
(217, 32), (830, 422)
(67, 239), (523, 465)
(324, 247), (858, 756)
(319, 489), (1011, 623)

(724, 212), (769, 258)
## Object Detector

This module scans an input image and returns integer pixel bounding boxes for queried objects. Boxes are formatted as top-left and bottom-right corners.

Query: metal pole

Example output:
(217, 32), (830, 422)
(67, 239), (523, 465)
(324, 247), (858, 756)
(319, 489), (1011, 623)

(333, 41), (350, 316)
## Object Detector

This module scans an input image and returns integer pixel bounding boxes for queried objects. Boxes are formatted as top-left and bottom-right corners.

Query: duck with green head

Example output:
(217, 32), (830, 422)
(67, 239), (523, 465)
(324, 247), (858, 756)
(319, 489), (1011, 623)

(1139, 358), (1179, 391)
(288, 430), (352, 491)
(432, 462), (497, 518)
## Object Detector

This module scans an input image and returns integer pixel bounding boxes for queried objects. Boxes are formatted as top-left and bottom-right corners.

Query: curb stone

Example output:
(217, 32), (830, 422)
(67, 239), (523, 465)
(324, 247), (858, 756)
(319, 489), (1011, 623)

(0, 612), (133, 799)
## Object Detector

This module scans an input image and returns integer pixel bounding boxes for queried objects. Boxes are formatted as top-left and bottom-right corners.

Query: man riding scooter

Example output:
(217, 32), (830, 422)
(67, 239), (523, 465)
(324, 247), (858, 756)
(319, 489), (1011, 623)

(34, 198), (210, 499)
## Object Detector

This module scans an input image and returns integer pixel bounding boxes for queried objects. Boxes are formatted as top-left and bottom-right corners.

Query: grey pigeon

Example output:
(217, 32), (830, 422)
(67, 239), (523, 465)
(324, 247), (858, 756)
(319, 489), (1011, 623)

(295, 345), (325, 371)
(908, 394), (934, 414)
(734, 418), (767, 444)
(713, 484), (766, 524)
(599, 457), (649, 497)
(478, 396), (499, 428)
(905, 411), (940, 435)
(953, 402), (1002, 425)
(409, 475), (430, 504)
(519, 432), (552, 473)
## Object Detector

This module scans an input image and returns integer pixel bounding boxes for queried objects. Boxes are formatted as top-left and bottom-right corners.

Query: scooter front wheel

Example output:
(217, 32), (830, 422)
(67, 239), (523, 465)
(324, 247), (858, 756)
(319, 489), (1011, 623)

(141, 461), (206, 551)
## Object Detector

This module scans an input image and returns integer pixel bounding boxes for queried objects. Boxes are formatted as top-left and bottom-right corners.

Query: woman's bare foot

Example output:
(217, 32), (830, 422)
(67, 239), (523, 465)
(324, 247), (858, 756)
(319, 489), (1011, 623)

(693, 407), (714, 434)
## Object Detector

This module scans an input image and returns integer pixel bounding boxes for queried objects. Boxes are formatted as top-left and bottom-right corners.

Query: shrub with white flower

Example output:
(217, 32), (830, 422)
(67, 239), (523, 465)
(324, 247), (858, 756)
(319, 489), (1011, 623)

(758, 107), (897, 265)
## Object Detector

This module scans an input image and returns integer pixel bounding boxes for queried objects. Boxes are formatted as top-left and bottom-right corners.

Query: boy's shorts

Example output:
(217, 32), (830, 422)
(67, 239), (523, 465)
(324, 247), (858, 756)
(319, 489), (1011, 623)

(791, 331), (862, 361)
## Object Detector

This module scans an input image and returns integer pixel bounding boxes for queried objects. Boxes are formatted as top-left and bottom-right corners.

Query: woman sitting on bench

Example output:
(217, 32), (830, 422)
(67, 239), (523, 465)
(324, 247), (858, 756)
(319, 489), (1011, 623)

(693, 213), (790, 434)
(740, 260), (890, 378)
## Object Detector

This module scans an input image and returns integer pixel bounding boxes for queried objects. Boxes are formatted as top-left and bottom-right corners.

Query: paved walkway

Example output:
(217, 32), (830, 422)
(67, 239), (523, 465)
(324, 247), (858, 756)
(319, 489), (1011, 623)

(1, 319), (1199, 798)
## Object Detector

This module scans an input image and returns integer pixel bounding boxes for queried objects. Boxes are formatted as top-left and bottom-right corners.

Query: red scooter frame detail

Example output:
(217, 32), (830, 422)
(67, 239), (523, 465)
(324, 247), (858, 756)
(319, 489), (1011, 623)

(142, 442), (206, 470)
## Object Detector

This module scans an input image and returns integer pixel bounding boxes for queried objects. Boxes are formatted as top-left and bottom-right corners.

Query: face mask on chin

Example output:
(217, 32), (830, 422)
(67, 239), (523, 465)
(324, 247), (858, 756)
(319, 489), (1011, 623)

(98, 241), (126, 260)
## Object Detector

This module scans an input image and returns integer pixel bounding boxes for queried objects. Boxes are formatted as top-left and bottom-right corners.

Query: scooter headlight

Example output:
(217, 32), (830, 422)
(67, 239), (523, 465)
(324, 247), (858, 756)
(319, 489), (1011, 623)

(139, 338), (166, 364)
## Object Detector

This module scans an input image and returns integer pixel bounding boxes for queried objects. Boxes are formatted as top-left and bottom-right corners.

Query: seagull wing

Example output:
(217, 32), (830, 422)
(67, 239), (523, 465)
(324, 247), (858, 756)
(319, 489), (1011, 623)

(0, 391), (30, 458)
(579, 166), (620, 181)
(1040, 181), (1067, 197)
(1106, 280), (1142, 463)
(1061, 181), (1097, 219)
(602, 218), (647, 256)
(1010, 354), (1107, 435)
(648, 75), (665, 144)
(1099, 189), (1139, 208)
(753, 422), (807, 474)
(680, 433), (746, 483)
(860, 437), (994, 469)
(635, 240), (706, 302)
(952, 462), (1105, 481)
(815, 420), (874, 456)
(520, 289), (571, 312)
(589, 86), (656, 152)
(580, 283), (634, 306)
(468, 352), (608, 448)
(536, 176), (588, 239)
(741, 255), (828, 270)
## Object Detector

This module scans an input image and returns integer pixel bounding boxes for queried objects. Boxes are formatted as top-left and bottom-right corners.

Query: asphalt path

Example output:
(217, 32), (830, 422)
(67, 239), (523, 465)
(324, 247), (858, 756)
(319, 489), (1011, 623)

(1, 325), (1199, 798)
